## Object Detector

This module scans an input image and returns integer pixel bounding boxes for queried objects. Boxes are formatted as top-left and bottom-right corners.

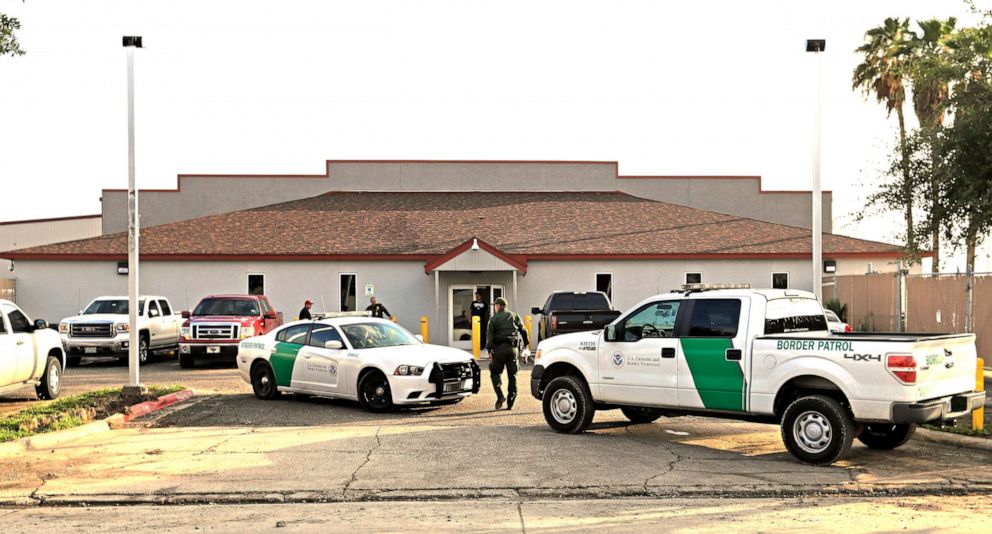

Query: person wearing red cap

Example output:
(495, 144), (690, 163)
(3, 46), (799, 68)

(299, 299), (314, 320)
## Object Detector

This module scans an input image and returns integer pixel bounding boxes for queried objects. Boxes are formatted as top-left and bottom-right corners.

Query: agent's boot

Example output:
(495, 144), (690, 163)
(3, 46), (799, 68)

(495, 396), (505, 410)
(506, 395), (516, 410)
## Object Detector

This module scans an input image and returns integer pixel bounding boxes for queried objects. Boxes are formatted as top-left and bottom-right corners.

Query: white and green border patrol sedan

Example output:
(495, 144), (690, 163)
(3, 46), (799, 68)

(237, 317), (481, 411)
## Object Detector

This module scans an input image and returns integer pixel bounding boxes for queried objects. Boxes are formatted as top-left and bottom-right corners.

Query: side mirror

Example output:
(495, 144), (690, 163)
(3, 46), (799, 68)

(34, 319), (48, 330)
(264, 311), (278, 320)
(531, 307), (542, 315)
(324, 340), (344, 350)
(414, 334), (424, 343)
(181, 310), (190, 319)
(604, 324), (618, 342)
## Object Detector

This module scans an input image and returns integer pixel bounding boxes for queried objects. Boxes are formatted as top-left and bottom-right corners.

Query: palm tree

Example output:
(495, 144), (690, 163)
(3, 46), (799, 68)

(909, 18), (957, 273)
(853, 18), (916, 252)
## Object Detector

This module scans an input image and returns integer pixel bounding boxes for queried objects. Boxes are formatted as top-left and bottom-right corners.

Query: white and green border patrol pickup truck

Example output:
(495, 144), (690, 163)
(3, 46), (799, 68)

(530, 286), (985, 465)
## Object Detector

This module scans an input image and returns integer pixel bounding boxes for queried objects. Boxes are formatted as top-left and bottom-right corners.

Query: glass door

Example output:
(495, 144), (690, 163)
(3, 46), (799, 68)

(448, 284), (504, 350)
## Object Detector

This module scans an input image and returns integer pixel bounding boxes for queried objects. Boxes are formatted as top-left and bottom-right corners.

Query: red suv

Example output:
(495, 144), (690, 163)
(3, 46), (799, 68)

(179, 294), (283, 368)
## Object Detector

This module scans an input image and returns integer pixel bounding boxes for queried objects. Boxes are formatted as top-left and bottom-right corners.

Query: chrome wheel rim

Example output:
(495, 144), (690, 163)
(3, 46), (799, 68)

(794, 410), (833, 454)
(48, 363), (60, 392)
(550, 389), (577, 424)
(139, 340), (148, 363)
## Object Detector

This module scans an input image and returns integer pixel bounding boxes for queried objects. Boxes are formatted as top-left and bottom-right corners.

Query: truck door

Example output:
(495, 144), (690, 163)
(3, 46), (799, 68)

(297, 324), (346, 394)
(146, 300), (164, 347)
(0, 309), (15, 386)
(597, 299), (682, 407)
(158, 299), (180, 343)
(676, 297), (750, 412)
(1, 303), (37, 383)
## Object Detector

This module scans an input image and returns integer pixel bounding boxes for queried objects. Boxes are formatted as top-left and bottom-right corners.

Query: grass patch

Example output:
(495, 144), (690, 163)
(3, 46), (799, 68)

(0, 385), (185, 443)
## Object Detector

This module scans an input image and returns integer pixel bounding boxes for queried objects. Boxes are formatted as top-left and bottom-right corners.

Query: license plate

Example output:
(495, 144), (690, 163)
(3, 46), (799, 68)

(207, 346), (221, 354)
(443, 381), (464, 393)
(84, 347), (97, 354)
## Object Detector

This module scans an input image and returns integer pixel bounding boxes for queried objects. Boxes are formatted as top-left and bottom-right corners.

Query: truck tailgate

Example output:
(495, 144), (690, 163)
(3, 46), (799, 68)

(912, 334), (978, 400)
(551, 310), (622, 333)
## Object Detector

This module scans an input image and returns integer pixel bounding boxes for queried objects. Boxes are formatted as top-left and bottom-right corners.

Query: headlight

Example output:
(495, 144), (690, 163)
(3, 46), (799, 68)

(59, 323), (69, 334)
(116, 323), (129, 334)
(241, 326), (256, 339)
(534, 349), (542, 362)
(180, 326), (191, 338)
(393, 365), (425, 376)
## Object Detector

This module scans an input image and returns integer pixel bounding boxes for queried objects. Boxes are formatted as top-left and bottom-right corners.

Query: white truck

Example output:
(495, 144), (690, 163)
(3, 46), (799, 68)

(0, 299), (65, 400)
(59, 296), (181, 366)
(530, 285), (986, 465)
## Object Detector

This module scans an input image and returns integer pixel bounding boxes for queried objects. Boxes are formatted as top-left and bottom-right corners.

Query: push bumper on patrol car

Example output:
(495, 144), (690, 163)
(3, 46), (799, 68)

(390, 360), (481, 405)
(890, 391), (986, 424)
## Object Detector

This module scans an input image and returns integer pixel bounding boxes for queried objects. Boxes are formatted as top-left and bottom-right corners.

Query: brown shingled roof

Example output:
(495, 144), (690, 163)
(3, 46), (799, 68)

(2, 192), (903, 259)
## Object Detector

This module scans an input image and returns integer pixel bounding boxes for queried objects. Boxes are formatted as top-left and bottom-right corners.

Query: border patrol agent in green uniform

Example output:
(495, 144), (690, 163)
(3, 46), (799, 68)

(486, 297), (529, 410)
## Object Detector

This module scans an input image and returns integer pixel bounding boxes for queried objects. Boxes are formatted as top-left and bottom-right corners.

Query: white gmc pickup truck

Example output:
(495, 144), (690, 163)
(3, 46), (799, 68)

(531, 285), (985, 465)
(59, 296), (181, 366)
(1, 299), (65, 400)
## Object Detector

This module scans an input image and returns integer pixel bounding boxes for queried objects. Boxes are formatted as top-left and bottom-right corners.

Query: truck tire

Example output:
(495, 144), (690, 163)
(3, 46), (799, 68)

(358, 371), (394, 413)
(542, 375), (595, 434)
(621, 406), (663, 424)
(781, 395), (855, 466)
(250, 362), (280, 400)
(179, 354), (195, 369)
(35, 356), (62, 400)
(857, 423), (916, 450)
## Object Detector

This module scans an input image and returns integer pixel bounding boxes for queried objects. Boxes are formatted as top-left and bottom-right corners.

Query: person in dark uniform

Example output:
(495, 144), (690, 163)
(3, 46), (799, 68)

(366, 297), (391, 319)
(299, 300), (313, 320)
(486, 297), (529, 410)
(470, 291), (489, 349)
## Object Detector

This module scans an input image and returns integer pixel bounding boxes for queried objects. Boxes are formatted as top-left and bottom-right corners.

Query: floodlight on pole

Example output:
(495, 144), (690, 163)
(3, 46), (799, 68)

(123, 35), (145, 399)
(806, 38), (825, 302)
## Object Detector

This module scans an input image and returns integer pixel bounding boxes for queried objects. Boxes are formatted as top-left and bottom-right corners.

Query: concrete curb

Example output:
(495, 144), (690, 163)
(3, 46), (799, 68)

(914, 427), (992, 451)
(0, 389), (196, 454)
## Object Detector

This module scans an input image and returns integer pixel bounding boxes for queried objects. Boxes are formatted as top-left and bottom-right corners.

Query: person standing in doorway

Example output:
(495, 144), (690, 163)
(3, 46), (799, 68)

(298, 299), (313, 320)
(366, 297), (391, 319)
(486, 297), (529, 410)
(470, 291), (489, 350)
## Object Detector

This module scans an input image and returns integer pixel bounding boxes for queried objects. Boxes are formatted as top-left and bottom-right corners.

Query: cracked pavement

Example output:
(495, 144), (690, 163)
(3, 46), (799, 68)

(1, 367), (991, 506)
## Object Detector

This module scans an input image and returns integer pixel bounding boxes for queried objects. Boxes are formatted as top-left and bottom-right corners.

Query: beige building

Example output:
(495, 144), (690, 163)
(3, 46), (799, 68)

(3, 160), (914, 346)
(0, 214), (102, 301)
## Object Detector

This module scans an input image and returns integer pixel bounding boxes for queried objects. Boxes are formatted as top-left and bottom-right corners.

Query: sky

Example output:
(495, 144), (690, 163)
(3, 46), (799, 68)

(1, 0), (990, 271)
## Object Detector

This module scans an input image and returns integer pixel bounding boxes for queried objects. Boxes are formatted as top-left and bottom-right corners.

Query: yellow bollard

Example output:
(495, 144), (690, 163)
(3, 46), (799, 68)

(391, 315), (398, 323)
(472, 316), (481, 360)
(420, 316), (429, 344)
(525, 316), (534, 350)
(974, 358), (985, 430)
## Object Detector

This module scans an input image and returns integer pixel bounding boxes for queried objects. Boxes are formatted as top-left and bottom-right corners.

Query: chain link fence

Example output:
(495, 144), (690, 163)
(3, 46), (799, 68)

(831, 272), (992, 359)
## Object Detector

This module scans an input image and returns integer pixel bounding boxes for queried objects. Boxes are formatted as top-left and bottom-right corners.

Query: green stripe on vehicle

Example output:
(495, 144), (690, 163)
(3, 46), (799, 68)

(269, 342), (302, 387)
(680, 338), (745, 412)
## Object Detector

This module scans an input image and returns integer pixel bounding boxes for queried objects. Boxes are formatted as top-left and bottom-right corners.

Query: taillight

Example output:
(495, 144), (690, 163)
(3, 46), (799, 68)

(844, 324), (853, 333)
(887, 354), (917, 384)
(550, 316), (558, 332)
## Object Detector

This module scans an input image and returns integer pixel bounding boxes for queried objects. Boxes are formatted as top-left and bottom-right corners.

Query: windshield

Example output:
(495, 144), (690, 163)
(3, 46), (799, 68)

(193, 298), (260, 316)
(83, 299), (145, 315)
(339, 322), (420, 349)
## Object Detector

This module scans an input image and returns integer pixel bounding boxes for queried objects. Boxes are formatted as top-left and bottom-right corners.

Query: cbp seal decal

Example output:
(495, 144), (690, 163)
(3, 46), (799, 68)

(329, 364), (338, 376)
(611, 351), (625, 369)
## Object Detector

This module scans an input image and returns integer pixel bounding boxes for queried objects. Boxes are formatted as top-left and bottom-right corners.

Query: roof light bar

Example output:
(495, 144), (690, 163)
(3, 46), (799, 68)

(681, 283), (752, 291)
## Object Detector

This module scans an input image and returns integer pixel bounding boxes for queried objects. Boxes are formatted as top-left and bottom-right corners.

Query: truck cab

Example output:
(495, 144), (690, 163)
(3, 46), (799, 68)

(179, 294), (283, 368)
(59, 295), (180, 366)
(1, 299), (64, 400)
(531, 284), (985, 465)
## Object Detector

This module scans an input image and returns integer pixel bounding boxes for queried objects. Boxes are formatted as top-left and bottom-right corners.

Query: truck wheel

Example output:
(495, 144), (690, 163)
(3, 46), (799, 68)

(250, 362), (280, 400)
(857, 423), (916, 450)
(358, 371), (394, 413)
(179, 354), (195, 369)
(621, 406), (663, 424)
(139, 335), (149, 364)
(36, 356), (62, 400)
(781, 395), (855, 466)
(542, 375), (595, 433)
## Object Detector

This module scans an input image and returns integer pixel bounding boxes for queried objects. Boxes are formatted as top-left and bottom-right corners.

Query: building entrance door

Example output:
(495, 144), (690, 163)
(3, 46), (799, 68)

(448, 284), (504, 350)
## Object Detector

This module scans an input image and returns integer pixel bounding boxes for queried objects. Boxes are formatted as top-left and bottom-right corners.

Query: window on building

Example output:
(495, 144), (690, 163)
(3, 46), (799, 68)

(772, 272), (789, 289)
(340, 274), (357, 311)
(685, 272), (702, 285)
(686, 299), (741, 338)
(248, 274), (265, 296)
(595, 273), (613, 302)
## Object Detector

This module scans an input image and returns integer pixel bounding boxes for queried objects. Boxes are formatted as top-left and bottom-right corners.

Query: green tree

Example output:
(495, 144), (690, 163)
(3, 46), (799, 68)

(853, 18), (916, 252)
(0, 12), (25, 56)
(908, 18), (957, 272)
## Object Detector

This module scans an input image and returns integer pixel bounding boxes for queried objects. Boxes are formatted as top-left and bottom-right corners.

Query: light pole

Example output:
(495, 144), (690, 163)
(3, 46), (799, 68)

(123, 35), (146, 401)
(806, 39), (825, 301)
